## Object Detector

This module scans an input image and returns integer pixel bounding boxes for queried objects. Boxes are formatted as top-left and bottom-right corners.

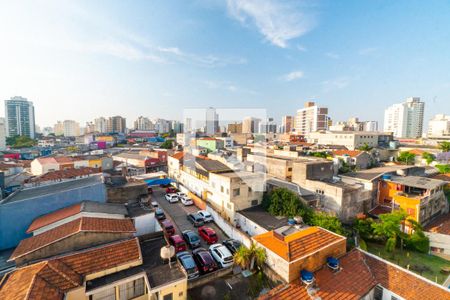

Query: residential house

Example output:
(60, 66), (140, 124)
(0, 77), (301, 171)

(253, 226), (346, 283)
(30, 155), (113, 175)
(332, 149), (373, 170)
(196, 137), (225, 153)
(376, 175), (448, 228)
(306, 131), (394, 150)
(424, 214), (450, 258)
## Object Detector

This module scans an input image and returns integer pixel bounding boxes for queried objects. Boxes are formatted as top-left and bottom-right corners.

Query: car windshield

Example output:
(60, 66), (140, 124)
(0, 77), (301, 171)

(190, 235), (199, 242)
(210, 233), (217, 238)
(182, 256), (196, 269)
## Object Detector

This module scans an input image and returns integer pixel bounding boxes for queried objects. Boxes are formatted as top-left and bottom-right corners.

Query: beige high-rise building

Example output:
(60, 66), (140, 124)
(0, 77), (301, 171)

(227, 122), (242, 134)
(107, 116), (127, 133)
(134, 116), (154, 131)
(428, 114), (450, 138)
(54, 120), (80, 137)
(294, 102), (329, 135)
(94, 117), (108, 133)
(242, 117), (261, 134)
(282, 116), (294, 133)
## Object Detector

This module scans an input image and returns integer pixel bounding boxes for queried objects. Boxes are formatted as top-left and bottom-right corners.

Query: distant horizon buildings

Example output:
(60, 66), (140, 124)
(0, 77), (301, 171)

(242, 117), (261, 134)
(134, 116), (154, 131)
(428, 114), (450, 139)
(54, 120), (81, 137)
(294, 101), (329, 135)
(330, 117), (378, 132)
(384, 97), (425, 138)
(0, 117), (6, 150)
(107, 116), (127, 133)
(4, 96), (35, 139)
(281, 115), (294, 133)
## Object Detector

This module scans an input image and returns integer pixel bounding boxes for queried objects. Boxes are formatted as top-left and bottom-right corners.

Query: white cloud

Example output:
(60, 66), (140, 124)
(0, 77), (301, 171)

(281, 70), (304, 81)
(325, 52), (340, 59)
(296, 44), (307, 52)
(322, 77), (351, 92)
(202, 80), (258, 94)
(226, 0), (315, 48)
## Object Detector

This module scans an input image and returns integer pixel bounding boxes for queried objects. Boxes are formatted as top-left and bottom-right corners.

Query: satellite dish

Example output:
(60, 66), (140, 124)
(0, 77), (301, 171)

(160, 245), (175, 261)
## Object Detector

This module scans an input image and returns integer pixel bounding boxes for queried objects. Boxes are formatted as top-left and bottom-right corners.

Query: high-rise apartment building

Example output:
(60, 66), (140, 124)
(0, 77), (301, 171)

(4, 96), (35, 139)
(107, 116), (127, 133)
(134, 116), (154, 131)
(384, 97), (424, 138)
(428, 114), (450, 138)
(242, 117), (261, 134)
(281, 116), (294, 133)
(205, 107), (219, 135)
(94, 117), (108, 133)
(54, 120), (80, 137)
(294, 101), (329, 135)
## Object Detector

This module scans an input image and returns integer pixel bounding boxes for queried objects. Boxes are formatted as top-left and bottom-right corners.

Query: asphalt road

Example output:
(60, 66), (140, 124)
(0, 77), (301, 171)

(151, 187), (229, 249)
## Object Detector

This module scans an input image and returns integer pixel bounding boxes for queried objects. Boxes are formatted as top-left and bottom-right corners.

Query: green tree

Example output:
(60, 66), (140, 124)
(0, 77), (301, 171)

(438, 141), (450, 152)
(7, 135), (36, 148)
(233, 245), (251, 269)
(263, 188), (313, 220)
(233, 243), (266, 271)
(310, 212), (346, 235)
(436, 164), (450, 174)
(422, 152), (435, 165)
(160, 140), (173, 149)
(310, 151), (328, 158)
(397, 151), (416, 165)
(354, 217), (375, 240)
(372, 210), (408, 252)
(358, 143), (373, 151)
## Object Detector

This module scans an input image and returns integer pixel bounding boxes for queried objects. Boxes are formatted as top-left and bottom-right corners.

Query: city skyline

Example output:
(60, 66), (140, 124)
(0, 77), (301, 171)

(1, 1), (450, 127)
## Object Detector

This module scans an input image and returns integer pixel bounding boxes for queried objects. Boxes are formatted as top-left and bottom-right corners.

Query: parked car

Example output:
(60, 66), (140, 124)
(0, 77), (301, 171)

(161, 220), (175, 236)
(165, 193), (179, 203)
(197, 210), (213, 223)
(155, 208), (166, 220)
(222, 239), (242, 254)
(187, 213), (205, 227)
(151, 201), (159, 208)
(176, 192), (188, 198)
(180, 197), (194, 206)
(198, 226), (218, 244)
(166, 186), (178, 193)
(176, 251), (199, 279)
(209, 243), (234, 268)
(182, 230), (201, 249)
(169, 235), (187, 253)
(192, 248), (218, 274)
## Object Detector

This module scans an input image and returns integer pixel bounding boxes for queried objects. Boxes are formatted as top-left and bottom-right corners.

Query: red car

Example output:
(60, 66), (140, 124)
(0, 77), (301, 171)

(169, 235), (187, 253)
(198, 226), (218, 244)
(166, 186), (178, 194)
(161, 220), (175, 236)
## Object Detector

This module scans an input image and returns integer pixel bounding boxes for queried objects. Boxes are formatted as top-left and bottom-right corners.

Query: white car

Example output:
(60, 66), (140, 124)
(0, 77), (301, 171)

(180, 197), (194, 206)
(209, 244), (234, 268)
(177, 192), (188, 198)
(197, 210), (213, 223)
(165, 193), (179, 203)
(151, 201), (159, 208)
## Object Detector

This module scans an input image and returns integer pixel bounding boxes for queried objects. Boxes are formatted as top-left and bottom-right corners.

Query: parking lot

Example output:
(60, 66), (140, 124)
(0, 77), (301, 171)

(151, 187), (229, 249)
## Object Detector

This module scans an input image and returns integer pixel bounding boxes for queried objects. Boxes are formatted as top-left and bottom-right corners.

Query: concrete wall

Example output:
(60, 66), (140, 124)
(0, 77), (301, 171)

(107, 182), (148, 204)
(134, 212), (157, 236)
(0, 181), (107, 250)
(235, 212), (268, 237)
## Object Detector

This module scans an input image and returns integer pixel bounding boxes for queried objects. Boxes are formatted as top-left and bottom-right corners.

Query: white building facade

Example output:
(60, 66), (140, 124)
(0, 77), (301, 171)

(294, 102), (329, 135)
(428, 114), (450, 139)
(384, 97), (425, 138)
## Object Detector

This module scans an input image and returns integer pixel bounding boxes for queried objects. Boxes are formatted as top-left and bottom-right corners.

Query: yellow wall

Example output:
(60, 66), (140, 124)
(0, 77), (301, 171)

(153, 279), (188, 300)
(392, 195), (420, 222)
(97, 136), (114, 142)
(378, 180), (421, 222)
(88, 158), (102, 168)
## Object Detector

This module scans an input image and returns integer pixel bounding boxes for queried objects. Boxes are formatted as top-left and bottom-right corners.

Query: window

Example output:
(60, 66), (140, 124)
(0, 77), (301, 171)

(163, 293), (173, 300)
(251, 200), (258, 206)
(248, 187), (252, 193)
(233, 188), (240, 196)
(119, 278), (145, 300)
(221, 186), (224, 193)
(373, 285), (383, 300)
(91, 287), (116, 300)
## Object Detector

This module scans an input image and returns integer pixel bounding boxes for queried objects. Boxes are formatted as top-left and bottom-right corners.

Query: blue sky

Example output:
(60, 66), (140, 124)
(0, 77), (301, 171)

(0, 0), (449, 128)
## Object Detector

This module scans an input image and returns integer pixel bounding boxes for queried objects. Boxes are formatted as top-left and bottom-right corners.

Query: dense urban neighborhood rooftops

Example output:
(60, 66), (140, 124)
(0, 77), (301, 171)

(387, 175), (446, 190)
(424, 214), (450, 235)
(238, 205), (288, 231)
(342, 165), (419, 181)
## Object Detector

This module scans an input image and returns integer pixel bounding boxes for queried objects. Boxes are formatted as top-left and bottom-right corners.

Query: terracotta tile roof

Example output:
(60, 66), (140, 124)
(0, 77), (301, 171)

(11, 217), (136, 260)
(26, 203), (82, 233)
(424, 214), (450, 235)
(409, 149), (425, 155)
(363, 251), (450, 300)
(36, 157), (58, 164)
(0, 238), (141, 300)
(58, 238), (141, 275)
(25, 167), (101, 185)
(171, 152), (185, 160)
(332, 150), (363, 158)
(259, 249), (450, 300)
(260, 250), (377, 300)
(253, 227), (346, 262)
(431, 173), (450, 182)
(54, 156), (75, 163)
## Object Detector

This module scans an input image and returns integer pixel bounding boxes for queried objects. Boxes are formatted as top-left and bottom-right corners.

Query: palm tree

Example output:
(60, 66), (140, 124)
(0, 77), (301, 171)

(234, 246), (251, 269)
(234, 243), (267, 270)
